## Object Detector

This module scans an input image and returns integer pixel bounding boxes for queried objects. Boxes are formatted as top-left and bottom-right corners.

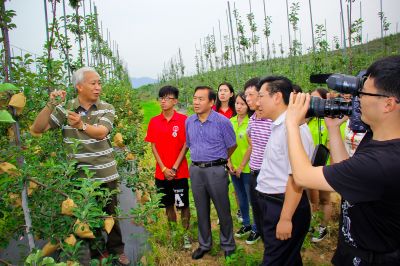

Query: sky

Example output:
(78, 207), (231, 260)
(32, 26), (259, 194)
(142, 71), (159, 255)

(5, 0), (400, 79)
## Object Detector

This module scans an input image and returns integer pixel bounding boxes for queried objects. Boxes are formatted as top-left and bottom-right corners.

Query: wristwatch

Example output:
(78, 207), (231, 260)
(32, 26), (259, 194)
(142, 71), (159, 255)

(171, 167), (177, 173)
(79, 122), (88, 131)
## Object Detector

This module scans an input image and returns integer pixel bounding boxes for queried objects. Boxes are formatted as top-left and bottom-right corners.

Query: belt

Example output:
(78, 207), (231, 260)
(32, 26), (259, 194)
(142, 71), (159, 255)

(339, 240), (400, 264)
(250, 169), (260, 176)
(192, 159), (227, 168)
(257, 191), (285, 203)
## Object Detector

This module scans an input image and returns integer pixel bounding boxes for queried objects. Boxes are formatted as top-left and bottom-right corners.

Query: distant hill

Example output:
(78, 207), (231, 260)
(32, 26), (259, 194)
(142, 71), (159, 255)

(130, 77), (157, 88)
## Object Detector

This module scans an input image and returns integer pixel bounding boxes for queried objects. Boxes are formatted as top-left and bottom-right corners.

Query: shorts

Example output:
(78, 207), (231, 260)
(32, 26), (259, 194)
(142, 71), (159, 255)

(155, 178), (189, 209)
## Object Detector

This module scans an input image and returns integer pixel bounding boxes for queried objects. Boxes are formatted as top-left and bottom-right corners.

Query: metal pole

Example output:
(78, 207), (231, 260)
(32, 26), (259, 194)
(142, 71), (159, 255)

(359, 1), (362, 43)
(62, 0), (71, 82)
(83, 0), (90, 65)
(218, 20), (224, 68)
(262, 0), (270, 60)
(285, 0), (292, 56)
(1, 0), (35, 251)
(94, 5), (102, 67)
(227, 1), (239, 86)
(233, 2), (242, 64)
(339, 0), (347, 50)
(249, 0), (256, 61)
(308, 0), (315, 53)
(380, 0), (383, 39)
(44, 0), (49, 45)
(226, 9), (232, 66)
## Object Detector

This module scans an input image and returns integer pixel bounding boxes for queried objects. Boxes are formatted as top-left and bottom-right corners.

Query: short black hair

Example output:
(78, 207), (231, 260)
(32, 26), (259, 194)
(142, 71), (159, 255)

(292, 84), (303, 93)
(194, 86), (216, 102)
(366, 55), (400, 100)
(159, 85), (179, 99)
(312, 88), (328, 99)
(257, 76), (293, 105)
(244, 77), (260, 91)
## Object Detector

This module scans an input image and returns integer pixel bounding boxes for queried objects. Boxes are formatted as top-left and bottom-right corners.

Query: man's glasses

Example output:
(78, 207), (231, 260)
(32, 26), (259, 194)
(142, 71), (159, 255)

(357, 88), (400, 103)
(357, 90), (391, 98)
(157, 96), (176, 101)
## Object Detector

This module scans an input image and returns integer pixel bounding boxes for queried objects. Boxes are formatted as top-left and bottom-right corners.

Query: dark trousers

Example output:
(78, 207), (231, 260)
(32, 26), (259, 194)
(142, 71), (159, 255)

(258, 191), (310, 266)
(79, 181), (125, 265)
(190, 164), (236, 252)
(103, 180), (125, 254)
(249, 170), (263, 239)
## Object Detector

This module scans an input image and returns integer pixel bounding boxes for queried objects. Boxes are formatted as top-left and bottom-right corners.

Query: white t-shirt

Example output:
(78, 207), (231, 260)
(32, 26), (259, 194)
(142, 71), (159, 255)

(256, 111), (314, 194)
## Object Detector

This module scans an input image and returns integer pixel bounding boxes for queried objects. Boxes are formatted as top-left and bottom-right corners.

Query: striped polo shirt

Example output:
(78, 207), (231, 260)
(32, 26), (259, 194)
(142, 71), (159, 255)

(247, 113), (272, 171)
(49, 97), (119, 183)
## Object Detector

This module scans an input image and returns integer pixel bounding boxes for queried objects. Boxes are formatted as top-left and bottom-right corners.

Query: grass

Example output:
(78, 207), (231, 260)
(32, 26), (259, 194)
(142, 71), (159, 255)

(141, 100), (161, 131)
(138, 101), (340, 265)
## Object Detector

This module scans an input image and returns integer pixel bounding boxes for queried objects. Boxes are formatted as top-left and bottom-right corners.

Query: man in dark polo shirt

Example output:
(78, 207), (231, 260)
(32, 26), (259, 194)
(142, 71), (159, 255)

(31, 67), (129, 265)
(186, 86), (237, 260)
(286, 55), (400, 265)
(145, 85), (191, 249)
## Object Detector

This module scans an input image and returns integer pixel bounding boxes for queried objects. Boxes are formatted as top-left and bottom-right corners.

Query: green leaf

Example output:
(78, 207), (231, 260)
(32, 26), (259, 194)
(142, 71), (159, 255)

(0, 110), (15, 123)
(0, 83), (19, 92)
(41, 257), (56, 264)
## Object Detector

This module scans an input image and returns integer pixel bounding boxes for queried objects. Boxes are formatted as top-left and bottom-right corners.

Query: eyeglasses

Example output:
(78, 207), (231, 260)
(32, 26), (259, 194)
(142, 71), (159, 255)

(157, 96), (176, 101)
(357, 89), (400, 103)
(357, 90), (391, 99)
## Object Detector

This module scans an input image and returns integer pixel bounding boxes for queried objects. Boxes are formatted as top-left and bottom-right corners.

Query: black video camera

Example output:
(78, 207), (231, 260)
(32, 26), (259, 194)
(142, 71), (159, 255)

(306, 72), (368, 133)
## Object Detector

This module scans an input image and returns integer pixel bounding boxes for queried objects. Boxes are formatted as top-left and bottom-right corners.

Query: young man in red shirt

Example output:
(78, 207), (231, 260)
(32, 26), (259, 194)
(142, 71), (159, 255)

(145, 85), (191, 249)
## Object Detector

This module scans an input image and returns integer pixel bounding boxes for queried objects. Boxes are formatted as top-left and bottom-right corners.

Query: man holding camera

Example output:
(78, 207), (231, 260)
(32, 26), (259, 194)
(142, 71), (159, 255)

(286, 55), (400, 265)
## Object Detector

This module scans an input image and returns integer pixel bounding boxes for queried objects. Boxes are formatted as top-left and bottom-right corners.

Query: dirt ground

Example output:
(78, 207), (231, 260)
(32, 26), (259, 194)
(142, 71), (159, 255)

(142, 192), (342, 266)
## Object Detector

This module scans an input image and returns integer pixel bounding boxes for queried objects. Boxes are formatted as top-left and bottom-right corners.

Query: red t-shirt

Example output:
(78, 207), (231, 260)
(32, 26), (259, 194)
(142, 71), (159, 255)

(145, 111), (189, 180)
(212, 105), (234, 118)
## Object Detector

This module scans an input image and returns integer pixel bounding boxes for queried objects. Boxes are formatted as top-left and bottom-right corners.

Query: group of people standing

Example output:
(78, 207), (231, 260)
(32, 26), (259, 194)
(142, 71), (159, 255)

(30, 56), (400, 265)
(145, 76), (330, 264)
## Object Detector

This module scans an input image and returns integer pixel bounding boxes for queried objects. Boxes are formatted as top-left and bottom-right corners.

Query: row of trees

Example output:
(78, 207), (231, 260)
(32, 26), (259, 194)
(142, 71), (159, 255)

(158, 0), (395, 84)
(0, 1), (157, 264)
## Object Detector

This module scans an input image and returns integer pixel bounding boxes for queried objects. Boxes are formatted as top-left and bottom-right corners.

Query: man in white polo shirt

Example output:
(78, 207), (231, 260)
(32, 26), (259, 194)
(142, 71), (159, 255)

(255, 76), (314, 265)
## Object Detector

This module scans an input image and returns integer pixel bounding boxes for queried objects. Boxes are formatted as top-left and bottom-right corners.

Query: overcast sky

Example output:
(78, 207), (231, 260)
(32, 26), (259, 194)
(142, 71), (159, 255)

(5, 0), (400, 79)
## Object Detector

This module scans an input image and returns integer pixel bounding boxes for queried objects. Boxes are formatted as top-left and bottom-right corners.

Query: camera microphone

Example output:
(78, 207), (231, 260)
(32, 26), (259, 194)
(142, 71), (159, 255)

(309, 74), (333, 84)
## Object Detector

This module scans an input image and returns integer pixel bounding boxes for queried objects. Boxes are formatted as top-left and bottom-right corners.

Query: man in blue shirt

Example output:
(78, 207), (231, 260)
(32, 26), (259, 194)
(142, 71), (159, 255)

(186, 86), (237, 260)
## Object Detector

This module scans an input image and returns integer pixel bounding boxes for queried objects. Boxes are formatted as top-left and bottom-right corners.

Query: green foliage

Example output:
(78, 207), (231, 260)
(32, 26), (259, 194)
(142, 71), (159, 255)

(25, 250), (68, 266)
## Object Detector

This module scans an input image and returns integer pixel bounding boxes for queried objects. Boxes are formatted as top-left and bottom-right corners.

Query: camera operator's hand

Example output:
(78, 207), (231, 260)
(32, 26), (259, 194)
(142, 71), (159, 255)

(324, 116), (348, 129)
(324, 92), (349, 129)
(276, 218), (292, 240)
(286, 92), (310, 128)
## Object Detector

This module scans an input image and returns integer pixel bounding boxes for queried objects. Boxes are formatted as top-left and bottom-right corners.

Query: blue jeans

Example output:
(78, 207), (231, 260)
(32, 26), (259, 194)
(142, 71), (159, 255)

(231, 173), (252, 227)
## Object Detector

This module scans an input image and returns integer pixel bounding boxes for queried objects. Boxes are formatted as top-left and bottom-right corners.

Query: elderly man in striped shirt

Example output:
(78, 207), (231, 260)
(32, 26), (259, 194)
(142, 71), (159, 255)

(32, 67), (129, 265)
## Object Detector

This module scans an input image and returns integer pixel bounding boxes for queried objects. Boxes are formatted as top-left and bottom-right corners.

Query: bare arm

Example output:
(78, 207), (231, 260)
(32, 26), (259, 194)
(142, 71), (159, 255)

(235, 135), (252, 177)
(31, 90), (67, 133)
(150, 143), (174, 180)
(325, 120), (349, 163)
(227, 144), (237, 158)
(276, 175), (303, 240)
(172, 143), (189, 170)
(67, 111), (109, 140)
(286, 92), (334, 191)
(31, 106), (53, 133)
